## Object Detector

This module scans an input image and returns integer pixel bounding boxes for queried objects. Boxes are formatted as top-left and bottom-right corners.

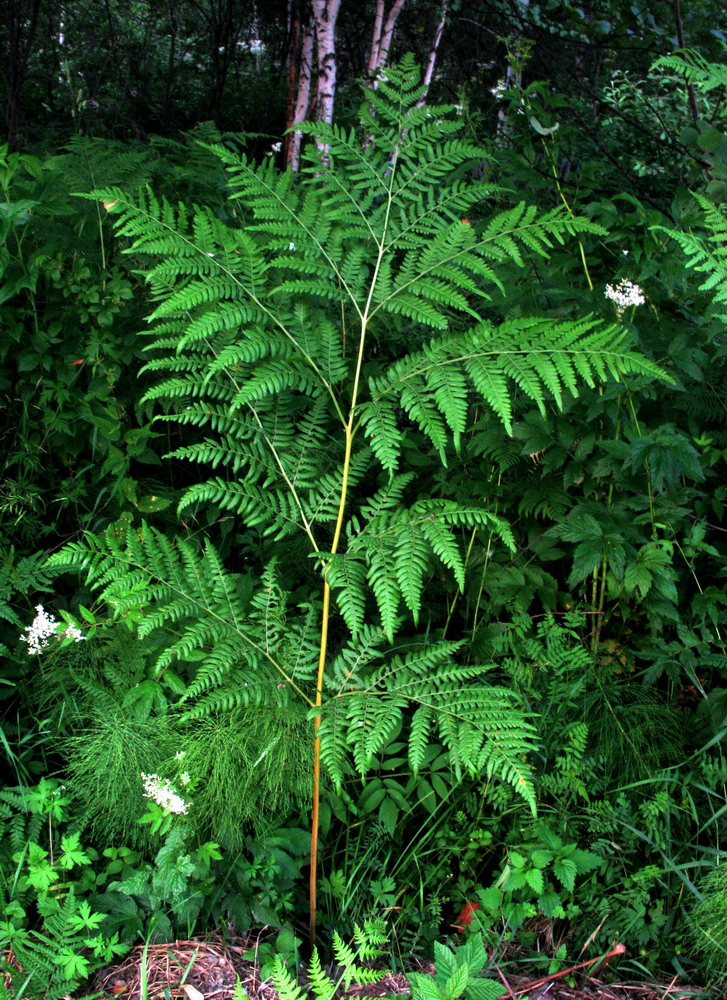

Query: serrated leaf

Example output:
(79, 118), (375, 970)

(525, 867), (545, 894)
(443, 962), (470, 1000)
(552, 856), (578, 892)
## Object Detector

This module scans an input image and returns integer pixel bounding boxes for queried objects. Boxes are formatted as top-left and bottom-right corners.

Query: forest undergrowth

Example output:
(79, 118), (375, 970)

(1, 27), (727, 1000)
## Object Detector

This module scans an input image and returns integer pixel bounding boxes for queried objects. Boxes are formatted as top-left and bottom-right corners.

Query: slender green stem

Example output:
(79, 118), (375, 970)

(471, 472), (502, 642)
(591, 393), (621, 653)
(626, 394), (657, 540)
(542, 138), (594, 291)
(308, 145), (400, 945)
(442, 527), (477, 639)
(247, 405), (320, 553)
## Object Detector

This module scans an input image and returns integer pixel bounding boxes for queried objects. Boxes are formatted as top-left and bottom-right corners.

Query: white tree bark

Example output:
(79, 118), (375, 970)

(419, 0), (449, 101)
(366, 0), (386, 80)
(311, 0), (341, 128)
(287, 0), (412, 169)
(366, 0), (406, 85)
(286, 10), (315, 172)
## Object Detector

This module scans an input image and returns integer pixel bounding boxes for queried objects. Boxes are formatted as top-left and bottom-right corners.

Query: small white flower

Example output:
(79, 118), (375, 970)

(141, 772), (190, 814)
(174, 750), (186, 761)
(605, 278), (645, 312)
(288, 241), (295, 251)
(270, 141), (282, 154)
(20, 605), (86, 655)
(20, 605), (59, 655)
(61, 622), (86, 643)
(490, 79), (507, 98)
(179, 771), (191, 786)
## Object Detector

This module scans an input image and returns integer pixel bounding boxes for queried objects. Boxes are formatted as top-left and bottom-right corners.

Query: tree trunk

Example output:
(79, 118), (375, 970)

(366, 0), (406, 85)
(311, 0), (341, 131)
(285, 0), (315, 171)
(419, 0), (448, 101)
(4, 0), (42, 148)
(162, 2), (179, 125)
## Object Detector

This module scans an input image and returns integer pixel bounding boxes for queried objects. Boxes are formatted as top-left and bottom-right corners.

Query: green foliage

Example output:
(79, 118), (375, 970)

(473, 825), (602, 935)
(5, 27), (727, 990)
(176, 706), (313, 843)
(50, 57), (667, 836)
(271, 921), (388, 1000)
(64, 707), (173, 846)
(0, 141), (154, 551)
(0, 779), (128, 1000)
(408, 935), (504, 1000)
(691, 864), (727, 984)
(657, 193), (727, 316)
(104, 824), (222, 941)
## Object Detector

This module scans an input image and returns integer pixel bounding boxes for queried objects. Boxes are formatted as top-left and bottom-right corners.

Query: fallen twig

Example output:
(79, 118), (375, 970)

(508, 942), (627, 997)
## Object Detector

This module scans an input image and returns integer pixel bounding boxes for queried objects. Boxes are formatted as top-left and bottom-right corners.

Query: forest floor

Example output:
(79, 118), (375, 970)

(88, 935), (711, 1000)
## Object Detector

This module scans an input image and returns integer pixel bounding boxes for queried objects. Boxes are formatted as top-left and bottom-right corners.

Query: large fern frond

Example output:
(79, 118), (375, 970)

(656, 193), (727, 314)
(47, 526), (314, 713)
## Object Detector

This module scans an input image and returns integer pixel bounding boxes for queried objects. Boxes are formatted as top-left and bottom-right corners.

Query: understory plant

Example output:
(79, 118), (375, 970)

(0, 778), (128, 1000)
(47, 56), (667, 942)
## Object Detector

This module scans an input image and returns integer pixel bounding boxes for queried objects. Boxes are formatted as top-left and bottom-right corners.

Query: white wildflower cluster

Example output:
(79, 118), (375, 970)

(490, 79), (507, 99)
(141, 773), (190, 814)
(62, 622), (85, 642)
(20, 605), (86, 655)
(266, 141), (282, 157)
(605, 279), (645, 312)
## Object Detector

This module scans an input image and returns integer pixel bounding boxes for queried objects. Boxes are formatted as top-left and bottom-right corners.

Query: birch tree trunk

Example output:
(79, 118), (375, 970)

(285, 0), (315, 172)
(418, 0), (448, 101)
(366, 0), (406, 84)
(311, 0), (341, 130)
(286, 0), (411, 170)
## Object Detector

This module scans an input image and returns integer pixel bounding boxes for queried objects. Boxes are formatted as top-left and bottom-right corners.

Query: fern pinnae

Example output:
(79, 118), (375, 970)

(294, 128), (384, 243)
(246, 404), (321, 551)
(60, 58), (682, 943)
(212, 143), (365, 321)
(392, 518), (430, 621)
(408, 705), (433, 774)
(324, 553), (367, 637)
(50, 526), (313, 705)
(118, 206), (344, 425)
(357, 396), (402, 473)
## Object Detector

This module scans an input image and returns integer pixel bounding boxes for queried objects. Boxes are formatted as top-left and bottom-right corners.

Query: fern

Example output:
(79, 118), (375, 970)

(656, 193), (727, 319)
(652, 48), (727, 96)
(57, 56), (672, 937)
(271, 922), (387, 1000)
